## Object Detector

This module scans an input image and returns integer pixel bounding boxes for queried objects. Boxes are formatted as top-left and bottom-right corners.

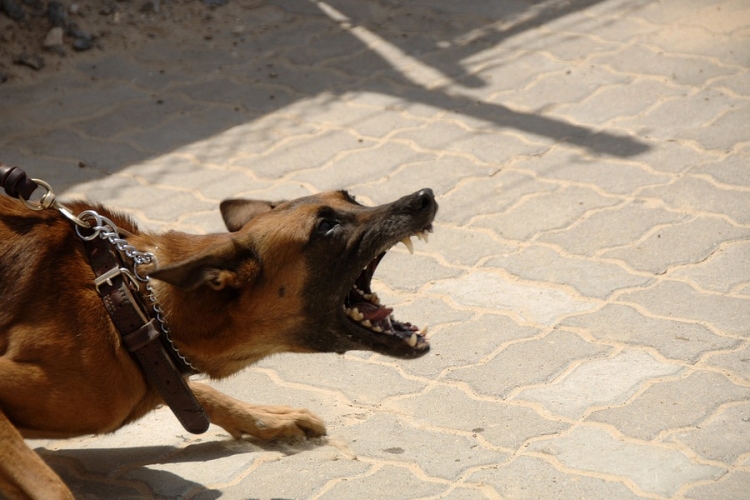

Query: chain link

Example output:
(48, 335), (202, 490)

(76, 209), (198, 373)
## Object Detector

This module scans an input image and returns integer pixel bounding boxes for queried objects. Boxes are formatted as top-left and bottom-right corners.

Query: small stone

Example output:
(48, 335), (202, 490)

(72, 37), (92, 51)
(47, 1), (68, 28)
(69, 3), (80, 15)
(13, 53), (44, 70)
(231, 25), (245, 35)
(42, 27), (64, 48)
(24, 0), (45, 10)
(1, 0), (25, 21)
(139, 0), (159, 13)
(66, 23), (92, 41)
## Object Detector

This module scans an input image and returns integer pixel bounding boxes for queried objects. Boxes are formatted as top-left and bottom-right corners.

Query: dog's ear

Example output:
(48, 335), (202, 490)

(149, 241), (260, 291)
(220, 199), (285, 232)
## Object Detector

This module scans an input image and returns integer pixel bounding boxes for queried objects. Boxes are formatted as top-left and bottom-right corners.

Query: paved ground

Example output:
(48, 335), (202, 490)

(2, 0), (750, 498)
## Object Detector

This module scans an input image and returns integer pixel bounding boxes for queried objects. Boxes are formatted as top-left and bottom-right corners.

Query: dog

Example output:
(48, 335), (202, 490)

(0, 187), (437, 499)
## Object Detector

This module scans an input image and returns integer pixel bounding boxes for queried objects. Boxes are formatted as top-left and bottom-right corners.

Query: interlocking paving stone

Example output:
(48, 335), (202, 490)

(12, 129), (146, 173)
(444, 329), (609, 399)
(511, 146), (673, 194)
(538, 200), (688, 256)
(255, 353), (427, 405)
(334, 414), (504, 480)
(386, 385), (569, 449)
(467, 455), (643, 500)
(587, 371), (750, 440)
(626, 140), (721, 174)
(318, 465), (446, 499)
(415, 224), (515, 267)
(503, 66), (630, 112)
(514, 350), (683, 419)
(554, 79), (685, 127)
(431, 270), (600, 326)
(473, 185), (621, 241)
(291, 141), (436, 190)
(640, 175), (750, 225)
(438, 171), (558, 225)
(620, 280), (750, 336)
(670, 402), (750, 464)
(691, 152), (750, 187)
(685, 471), (750, 500)
(703, 342), (750, 384)
(485, 246), (652, 299)
(613, 89), (742, 142)
(195, 445), (370, 500)
(560, 304), (740, 363)
(601, 215), (750, 274)
(589, 45), (734, 87)
(402, 313), (542, 378)
(527, 426), (725, 497)
(671, 240), (750, 293)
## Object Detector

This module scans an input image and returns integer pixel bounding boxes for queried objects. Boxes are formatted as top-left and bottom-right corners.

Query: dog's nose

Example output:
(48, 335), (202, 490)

(407, 188), (435, 212)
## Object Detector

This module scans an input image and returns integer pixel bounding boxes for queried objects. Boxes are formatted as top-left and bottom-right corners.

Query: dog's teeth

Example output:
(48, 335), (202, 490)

(421, 231), (429, 243)
(371, 292), (380, 305)
(401, 236), (414, 254)
(373, 326), (383, 333)
(352, 308), (364, 321)
(407, 332), (418, 347)
(419, 324), (429, 338)
(362, 319), (372, 328)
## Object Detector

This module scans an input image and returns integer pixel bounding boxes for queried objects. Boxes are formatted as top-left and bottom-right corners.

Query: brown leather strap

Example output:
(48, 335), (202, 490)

(85, 236), (210, 434)
(0, 163), (39, 201)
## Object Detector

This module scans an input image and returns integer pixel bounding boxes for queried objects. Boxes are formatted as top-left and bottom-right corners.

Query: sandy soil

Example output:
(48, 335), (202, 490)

(0, 0), (263, 84)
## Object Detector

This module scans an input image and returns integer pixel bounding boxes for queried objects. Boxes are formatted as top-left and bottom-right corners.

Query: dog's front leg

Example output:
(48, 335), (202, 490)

(0, 409), (74, 500)
(189, 382), (326, 440)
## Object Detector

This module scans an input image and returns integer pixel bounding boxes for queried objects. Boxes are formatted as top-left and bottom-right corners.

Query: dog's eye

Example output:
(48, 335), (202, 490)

(316, 219), (339, 236)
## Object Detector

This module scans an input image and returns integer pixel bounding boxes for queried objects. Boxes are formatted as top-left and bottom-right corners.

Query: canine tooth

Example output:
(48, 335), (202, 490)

(362, 319), (372, 328)
(371, 292), (380, 305)
(401, 236), (414, 254)
(373, 326), (383, 333)
(407, 332), (418, 347)
(421, 231), (429, 243)
(419, 325), (429, 338)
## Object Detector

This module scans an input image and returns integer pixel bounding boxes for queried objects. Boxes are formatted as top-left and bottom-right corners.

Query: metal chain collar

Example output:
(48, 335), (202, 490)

(74, 210), (198, 373)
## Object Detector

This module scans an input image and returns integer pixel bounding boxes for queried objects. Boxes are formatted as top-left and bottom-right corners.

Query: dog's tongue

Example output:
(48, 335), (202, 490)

(355, 301), (393, 322)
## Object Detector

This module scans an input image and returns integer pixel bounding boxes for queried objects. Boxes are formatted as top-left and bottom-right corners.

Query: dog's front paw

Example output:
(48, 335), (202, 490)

(223, 403), (327, 441)
(191, 382), (327, 440)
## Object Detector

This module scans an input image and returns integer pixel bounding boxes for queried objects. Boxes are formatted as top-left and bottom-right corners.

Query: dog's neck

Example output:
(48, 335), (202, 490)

(129, 231), (278, 379)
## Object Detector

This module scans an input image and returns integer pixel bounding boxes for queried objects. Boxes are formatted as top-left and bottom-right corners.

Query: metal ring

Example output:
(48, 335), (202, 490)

(75, 210), (105, 240)
(20, 179), (54, 211)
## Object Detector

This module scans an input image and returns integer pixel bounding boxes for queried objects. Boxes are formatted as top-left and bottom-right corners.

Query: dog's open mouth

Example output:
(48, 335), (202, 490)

(342, 228), (432, 357)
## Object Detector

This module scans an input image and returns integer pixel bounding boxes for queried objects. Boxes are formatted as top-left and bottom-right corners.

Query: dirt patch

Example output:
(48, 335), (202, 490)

(0, 0), (263, 84)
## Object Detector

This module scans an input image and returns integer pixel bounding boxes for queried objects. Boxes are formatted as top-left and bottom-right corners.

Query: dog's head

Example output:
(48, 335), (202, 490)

(150, 189), (437, 365)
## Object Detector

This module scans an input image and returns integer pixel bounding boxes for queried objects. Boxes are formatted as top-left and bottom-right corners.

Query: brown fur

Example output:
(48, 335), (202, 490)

(0, 188), (437, 499)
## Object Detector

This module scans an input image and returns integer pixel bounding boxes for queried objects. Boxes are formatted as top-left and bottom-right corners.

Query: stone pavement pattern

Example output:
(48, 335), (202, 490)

(2, 0), (750, 498)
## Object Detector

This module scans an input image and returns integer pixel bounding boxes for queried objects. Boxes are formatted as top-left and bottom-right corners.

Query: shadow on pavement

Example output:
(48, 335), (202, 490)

(1, 0), (650, 184)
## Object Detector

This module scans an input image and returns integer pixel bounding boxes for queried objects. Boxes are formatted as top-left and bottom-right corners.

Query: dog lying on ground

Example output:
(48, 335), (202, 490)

(0, 188), (437, 499)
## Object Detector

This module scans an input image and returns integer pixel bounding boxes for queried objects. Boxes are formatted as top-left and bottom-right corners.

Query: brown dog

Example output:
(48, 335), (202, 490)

(0, 188), (437, 499)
